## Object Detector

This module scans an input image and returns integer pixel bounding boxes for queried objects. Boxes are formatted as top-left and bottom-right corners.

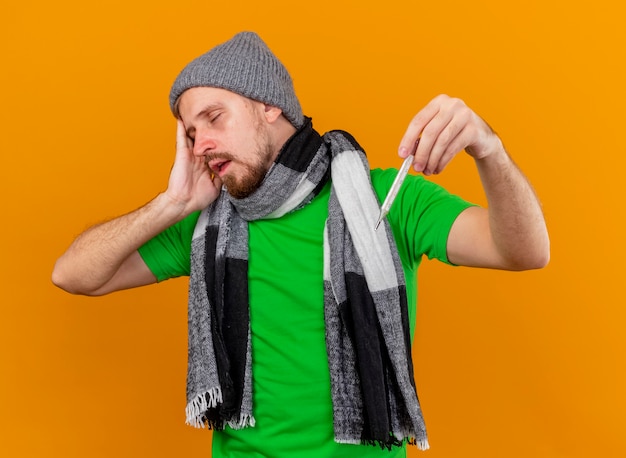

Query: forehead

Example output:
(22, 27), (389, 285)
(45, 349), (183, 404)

(177, 87), (247, 116)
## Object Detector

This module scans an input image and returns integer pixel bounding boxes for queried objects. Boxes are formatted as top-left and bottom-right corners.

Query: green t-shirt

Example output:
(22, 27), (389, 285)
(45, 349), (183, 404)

(139, 168), (473, 457)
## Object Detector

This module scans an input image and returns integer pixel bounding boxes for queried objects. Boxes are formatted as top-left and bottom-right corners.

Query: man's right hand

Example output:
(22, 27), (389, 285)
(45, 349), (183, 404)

(51, 120), (224, 296)
(164, 120), (223, 216)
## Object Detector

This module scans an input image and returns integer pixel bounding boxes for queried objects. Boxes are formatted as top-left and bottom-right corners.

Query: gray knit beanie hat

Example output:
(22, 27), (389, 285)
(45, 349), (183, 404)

(169, 31), (304, 129)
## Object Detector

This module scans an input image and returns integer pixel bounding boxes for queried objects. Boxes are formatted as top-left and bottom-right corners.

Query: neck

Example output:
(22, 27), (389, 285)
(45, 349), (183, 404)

(228, 117), (325, 221)
(270, 115), (298, 161)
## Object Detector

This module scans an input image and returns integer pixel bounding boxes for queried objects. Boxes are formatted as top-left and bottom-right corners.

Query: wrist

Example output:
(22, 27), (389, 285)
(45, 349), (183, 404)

(471, 137), (507, 164)
(155, 191), (194, 222)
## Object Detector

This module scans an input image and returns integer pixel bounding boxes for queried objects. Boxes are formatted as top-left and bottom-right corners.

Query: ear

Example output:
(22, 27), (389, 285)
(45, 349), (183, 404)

(263, 104), (283, 123)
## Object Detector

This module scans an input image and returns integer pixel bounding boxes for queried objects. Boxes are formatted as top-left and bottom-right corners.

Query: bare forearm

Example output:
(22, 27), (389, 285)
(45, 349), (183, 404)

(474, 143), (550, 269)
(52, 192), (188, 295)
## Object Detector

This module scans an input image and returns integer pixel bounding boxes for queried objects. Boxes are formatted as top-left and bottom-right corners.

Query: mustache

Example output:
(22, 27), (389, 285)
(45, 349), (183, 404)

(204, 152), (235, 164)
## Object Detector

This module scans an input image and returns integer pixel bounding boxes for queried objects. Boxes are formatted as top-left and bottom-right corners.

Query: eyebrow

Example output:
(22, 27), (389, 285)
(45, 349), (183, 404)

(185, 103), (222, 138)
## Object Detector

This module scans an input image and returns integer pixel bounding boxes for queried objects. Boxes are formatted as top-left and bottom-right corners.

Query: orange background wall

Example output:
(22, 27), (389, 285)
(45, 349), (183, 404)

(1, 0), (624, 456)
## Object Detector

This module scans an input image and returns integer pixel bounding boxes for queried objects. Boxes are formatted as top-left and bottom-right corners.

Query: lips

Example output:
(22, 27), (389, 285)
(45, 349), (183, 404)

(208, 159), (231, 176)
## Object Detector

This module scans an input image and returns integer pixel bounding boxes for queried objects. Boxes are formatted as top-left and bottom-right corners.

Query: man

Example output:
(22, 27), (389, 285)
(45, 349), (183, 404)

(52, 31), (549, 457)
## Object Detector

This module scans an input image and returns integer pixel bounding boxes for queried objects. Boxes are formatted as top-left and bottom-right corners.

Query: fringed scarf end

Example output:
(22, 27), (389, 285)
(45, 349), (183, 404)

(335, 438), (361, 445)
(355, 434), (430, 451)
(185, 388), (223, 428)
(226, 413), (256, 430)
(406, 436), (430, 451)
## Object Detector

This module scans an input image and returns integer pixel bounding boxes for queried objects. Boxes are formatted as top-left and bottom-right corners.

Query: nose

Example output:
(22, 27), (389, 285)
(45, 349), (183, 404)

(192, 128), (217, 157)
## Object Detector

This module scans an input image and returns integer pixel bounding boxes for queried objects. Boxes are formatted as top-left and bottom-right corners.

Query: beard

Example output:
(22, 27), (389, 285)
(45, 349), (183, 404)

(218, 123), (275, 199)
(221, 149), (272, 199)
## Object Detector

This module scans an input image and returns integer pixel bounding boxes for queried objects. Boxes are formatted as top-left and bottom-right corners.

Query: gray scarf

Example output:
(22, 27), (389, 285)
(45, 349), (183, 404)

(185, 119), (429, 450)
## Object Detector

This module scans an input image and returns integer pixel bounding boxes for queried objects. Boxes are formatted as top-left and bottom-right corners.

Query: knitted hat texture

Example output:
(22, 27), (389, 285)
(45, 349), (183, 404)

(169, 31), (304, 128)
